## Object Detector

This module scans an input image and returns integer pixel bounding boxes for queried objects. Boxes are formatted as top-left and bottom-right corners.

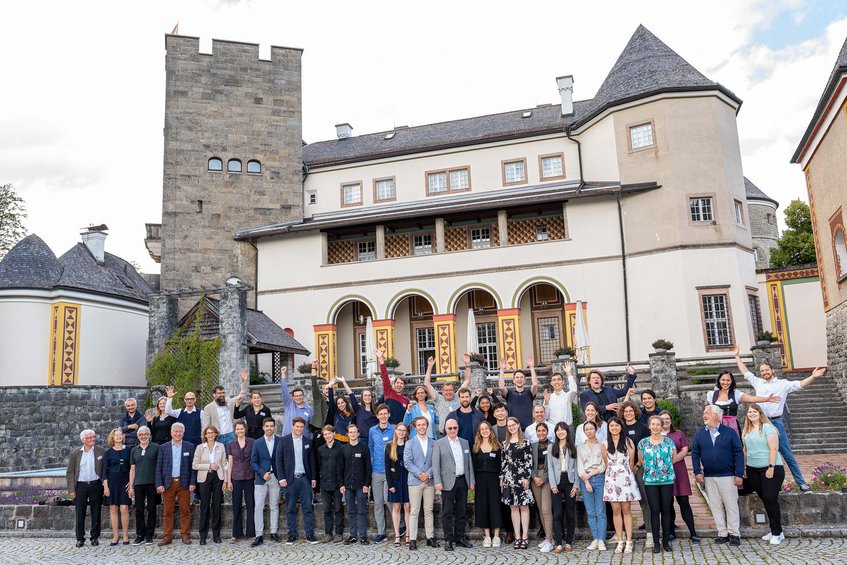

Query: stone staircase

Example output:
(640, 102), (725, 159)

(784, 373), (847, 455)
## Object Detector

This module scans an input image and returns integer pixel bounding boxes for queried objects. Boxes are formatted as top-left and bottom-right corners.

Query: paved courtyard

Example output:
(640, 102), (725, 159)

(1, 537), (845, 565)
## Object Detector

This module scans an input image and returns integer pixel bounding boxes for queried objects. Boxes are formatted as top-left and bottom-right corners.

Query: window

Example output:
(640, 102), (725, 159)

(536, 225), (548, 241)
(341, 182), (363, 207)
(470, 227), (491, 249)
(539, 154), (565, 180)
(413, 234), (433, 256)
(767, 213), (776, 225)
(415, 327), (436, 375)
(835, 229), (847, 279)
(227, 159), (242, 173)
(502, 158), (527, 186)
(629, 122), (655, 150)
(476, 322), (498, 370)
(358, 331), (368, 378)
(698, 288), (734, 350)
(734, 199), (745, 226)
(307, 192), (317, 205)
(748, 293), (763, 336)
(426, 167), (471, 196)
(356, 240), (375, 262)
(247, 160), (261, 174)
(690, 197), (714, 222)
(374, 177), (396, 202)
(753, 246), (764, 264)
(208, 157), (222, 171)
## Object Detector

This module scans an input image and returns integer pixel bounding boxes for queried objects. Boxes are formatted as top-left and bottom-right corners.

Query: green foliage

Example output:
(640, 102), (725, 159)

(0, 183), (27, 258)
(657, 399), (681, 430)
(686, 362), (716, 376)
(147, 309), (220, 409)
(770, 199), (817, 268)
(554, 346), (575, 357)
(652, 339), (674, 350)
(571, 403), (581, 427)
(756, 331), (778, 343)
(297, 362), (314, 375)
(384, 356), (401, 369)
(249, 362), (269, 385)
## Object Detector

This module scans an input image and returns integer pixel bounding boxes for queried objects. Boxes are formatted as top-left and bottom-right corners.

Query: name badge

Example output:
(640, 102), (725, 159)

(489, 452), (496, 458)
(383, 437), (389, 441)
(259, 412), (266, 417)
(183, 452), (190, 457)
(628, 430), (635, 435)
(354, 453), (362, 458)
(464, 449), (469, 454)
(305, 444), (310, 449)
(542, 449), (548, 455)
(96, 455), (103, 460)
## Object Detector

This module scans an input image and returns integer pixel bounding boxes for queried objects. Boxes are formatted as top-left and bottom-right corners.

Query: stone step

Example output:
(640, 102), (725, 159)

(792, 446), (847, 455)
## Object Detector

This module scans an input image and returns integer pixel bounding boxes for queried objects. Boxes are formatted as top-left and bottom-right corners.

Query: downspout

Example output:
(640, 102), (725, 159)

(616, 190), (631, 361)
(564, 124), (584, 191)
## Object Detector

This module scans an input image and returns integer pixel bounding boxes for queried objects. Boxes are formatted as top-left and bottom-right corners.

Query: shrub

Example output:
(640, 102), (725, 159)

(384, 356), (401, 369)
(297, 362), (314, 375)
(756, 331), (778, 343)
(572, 403), (581, 427)
(810, 464), (847, 491)
(657, 399), (681, 430)
(554, 346), (575, 358)
(249, 362), (269, 385)
(468, 353), (486, 364)
(652, 339), (674, 351)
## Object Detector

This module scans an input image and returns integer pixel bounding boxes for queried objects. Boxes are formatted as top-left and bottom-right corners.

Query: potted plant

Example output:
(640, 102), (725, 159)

(384, 356), (402, 374)
(756, 331), (778, 346)
(467, 353), (486, 365)
(554, 346), (575, 359)
(297, 362), (314, 375)
(652, 339), (674, 353)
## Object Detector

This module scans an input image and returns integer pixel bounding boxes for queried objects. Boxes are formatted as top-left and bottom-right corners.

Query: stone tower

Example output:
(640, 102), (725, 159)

(160, 35), (303, 305)
(744, 177), (779, 269)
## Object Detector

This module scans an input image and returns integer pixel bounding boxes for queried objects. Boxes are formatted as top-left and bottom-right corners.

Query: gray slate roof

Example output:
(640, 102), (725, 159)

(302, 25), (740, 168)
(744, 177), (778, 208)
(792, 35), (847, 162)
(0, 235), (152, 304)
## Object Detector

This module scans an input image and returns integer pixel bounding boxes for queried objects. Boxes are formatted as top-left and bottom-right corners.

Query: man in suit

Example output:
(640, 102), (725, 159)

(66, 429), (105, 547)
(251, 417), (281, 547)
(692, 404), (745, 546)
(118, 397), (145, 449)
(433, 417), (476, 551)
(154, 422), (196, 546)
(403, 416), (438, 550)
(202, 369), (248, 446)
(276, 416), (317, 544)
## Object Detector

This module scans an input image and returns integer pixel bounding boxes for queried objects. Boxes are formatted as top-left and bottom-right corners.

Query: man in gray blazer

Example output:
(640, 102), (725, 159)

(433, 418), (475, 551)
(66, 429), (105, 547)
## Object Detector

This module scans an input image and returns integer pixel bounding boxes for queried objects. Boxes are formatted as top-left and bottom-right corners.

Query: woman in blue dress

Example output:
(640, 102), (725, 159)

(103, 428), (132, 545)
(384, 422), (411, 546)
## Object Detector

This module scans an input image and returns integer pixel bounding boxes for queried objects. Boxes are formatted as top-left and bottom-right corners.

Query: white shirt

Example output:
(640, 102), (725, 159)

(417, 435), (428, 458)
(546, 374), (578, 425)
(217, 404), (234, 435)
(744, 371), (802, 418)
(78, 447), (98, 482)
(575, 421), (608, 446)
(264, 436), (276, 457)
(202, 443), (217, 464)
(525, 420), (555, 444)
(293, 436), (305, 475)
(448, 437), (464, 476)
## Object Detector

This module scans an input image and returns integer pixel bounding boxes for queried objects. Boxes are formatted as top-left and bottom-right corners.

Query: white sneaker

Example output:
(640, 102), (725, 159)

(539, 540), (553, 553)
(597, 540), (606, 551)
(587, 539), (599, 550)
(482, 536), (491, 548)
(761, 532), (773, 541)
(644, 536), (653, 547)
(769, 533), (784, 545)
(491, 536), (501, 548)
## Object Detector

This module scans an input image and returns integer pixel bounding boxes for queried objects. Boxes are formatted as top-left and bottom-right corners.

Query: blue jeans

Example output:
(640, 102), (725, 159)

(771, 418), (806, 486)
(579, 474), (606, 541)
(219, 432), (236, 446)
(286, 476), (315, 537)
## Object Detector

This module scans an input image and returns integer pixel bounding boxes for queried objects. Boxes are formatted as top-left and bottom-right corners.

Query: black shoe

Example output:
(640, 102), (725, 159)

(306, 535), (319, 544)
(286, 535), (297, 545)
(714, 536), (729, 544)
(652, 545), (661, 554)
(669, 532), (676, 541)
(426, 537), (440, 548)
(691, 534), (701, 543)
(133, 537), (144, 546)
(663, 542), (672, 552)
(199, 539), (207, 546)
(109, 541), (119, 547)
(360, 538), (371, 545)
(408, 540), (417, 550)
(75, 541), (85, 548)
(269, 533), (281, 543)
(638, 524), (645, 530)
(455, 540), (473, 548)
(213, 536), (221, 544)
(344, 537), (357, 545)
(373, 534), (386, 544)
(444, 541), (454, 551)
(729, 535), (741, 546)
(251, 536), (264, 547)
(90, 539), (99, 546)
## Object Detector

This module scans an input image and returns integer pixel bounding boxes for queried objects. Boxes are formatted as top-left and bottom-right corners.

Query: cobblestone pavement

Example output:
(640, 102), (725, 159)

(1, 536), (846, 564)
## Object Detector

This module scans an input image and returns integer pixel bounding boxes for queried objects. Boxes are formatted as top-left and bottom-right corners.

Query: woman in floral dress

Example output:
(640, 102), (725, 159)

(638, 415), (677, 554)
(603, 417), (640, 554)
(500, 416), (534, 549)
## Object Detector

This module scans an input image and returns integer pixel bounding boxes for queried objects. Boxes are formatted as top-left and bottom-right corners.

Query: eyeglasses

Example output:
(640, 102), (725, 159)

(446, 426), (458, 430)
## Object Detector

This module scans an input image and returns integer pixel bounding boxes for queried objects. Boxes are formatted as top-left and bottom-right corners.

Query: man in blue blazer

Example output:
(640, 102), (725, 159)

(276, 417), (317, 544)
(403, 416), (438, 550)
(251, 417), (281, 546)
(154, 423), (196, 546)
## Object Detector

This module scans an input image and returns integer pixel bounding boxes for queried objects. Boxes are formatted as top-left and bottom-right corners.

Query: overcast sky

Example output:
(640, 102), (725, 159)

(2, 0), (846, 272)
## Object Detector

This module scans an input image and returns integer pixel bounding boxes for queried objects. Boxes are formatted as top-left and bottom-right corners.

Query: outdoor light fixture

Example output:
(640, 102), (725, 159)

(225, 276), (243, 286)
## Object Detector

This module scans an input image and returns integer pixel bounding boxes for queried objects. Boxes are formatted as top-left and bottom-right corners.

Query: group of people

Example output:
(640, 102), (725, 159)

(68, 346), (827, 553)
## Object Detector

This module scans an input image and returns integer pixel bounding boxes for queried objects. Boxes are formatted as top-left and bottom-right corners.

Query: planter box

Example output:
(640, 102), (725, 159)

(739, 491), (847, 527)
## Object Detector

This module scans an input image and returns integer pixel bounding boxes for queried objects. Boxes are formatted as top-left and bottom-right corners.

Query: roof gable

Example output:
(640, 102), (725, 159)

(0, 234), (62, 290)
(744, 177), (778, 208)
(56, 244), (152, 303)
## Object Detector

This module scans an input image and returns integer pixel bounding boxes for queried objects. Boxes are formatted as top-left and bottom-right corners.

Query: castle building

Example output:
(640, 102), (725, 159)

(745, 177), (780, 269)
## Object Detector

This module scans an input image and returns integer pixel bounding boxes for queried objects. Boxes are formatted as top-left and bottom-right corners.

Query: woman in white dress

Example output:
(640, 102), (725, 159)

(603, 416), (640, 554)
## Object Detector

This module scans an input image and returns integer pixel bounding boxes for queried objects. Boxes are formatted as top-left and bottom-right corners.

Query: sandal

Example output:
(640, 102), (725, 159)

(521, 539), (529, 549)
(514, 538), (522, 549)
(624, 540), (633, 554)
(394, 537), (401, 547)
(614, 541), (624, 554)
(404, 535), (410, 547)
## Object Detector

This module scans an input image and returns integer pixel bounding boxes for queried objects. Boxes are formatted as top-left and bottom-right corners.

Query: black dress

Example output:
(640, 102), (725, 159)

(385, 443), (409, 503)
(103, 447), (131, 506)
(472, 447), (503, 529)
(151, 415), (177, 445)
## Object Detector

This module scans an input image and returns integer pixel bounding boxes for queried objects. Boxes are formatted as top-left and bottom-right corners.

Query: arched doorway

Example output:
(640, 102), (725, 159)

(333, 299), (374, 379)
(387, 291), (438, 375)
(452, 287), (501, 370)
(516, 281), (568, 366)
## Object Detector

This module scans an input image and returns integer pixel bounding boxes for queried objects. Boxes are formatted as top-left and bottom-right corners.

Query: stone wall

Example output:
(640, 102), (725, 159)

(748, 201), (779, 269)
(827, 300), (847, 403)
(739, 492), (847, 527)
(0, 386), (148, 473)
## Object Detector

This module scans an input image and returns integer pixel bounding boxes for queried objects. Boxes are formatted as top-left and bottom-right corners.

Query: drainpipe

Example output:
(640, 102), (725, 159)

(565, 124), (584, 192)
(616, 191), (632, 361)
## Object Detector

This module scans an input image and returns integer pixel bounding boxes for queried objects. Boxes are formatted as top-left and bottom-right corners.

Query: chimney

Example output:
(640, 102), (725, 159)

(556, 75), (574, 116)
(81, 224), (108, 264)
(335, 123), (353, 139)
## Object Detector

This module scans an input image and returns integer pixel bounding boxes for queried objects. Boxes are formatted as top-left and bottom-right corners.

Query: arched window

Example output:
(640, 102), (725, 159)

(227, 159), (242, 173)
(247, 160), (261, 174)
(835, 229), (847, 277)
(208, 157), (222, 171)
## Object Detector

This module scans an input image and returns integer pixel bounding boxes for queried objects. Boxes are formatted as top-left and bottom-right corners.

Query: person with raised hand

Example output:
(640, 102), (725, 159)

(279, 365), (313, 438)
(544, 365), (579, 427)
(497, 356), (539, 430)
(201, 369), (247, 446)
(424, 353), (471, 437)
(164, 386), (203, 447)
(579, 365), (638, 422)
(376, 348), (410, 424)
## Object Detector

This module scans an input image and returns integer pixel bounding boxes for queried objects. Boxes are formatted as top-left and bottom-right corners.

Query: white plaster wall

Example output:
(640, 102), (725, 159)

(77, 302), (148, 386)
(782, 281), (828, 368)
(0, 300), (51, 386)
(578, 115), (619, 181)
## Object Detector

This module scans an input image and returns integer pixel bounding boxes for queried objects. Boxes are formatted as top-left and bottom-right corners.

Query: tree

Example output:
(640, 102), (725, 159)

(770, 199), (817, 268)
(0, 183), (27, 259)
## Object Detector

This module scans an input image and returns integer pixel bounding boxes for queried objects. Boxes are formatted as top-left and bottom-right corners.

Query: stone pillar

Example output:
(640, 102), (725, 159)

(751, 344), (783, 378)
(147, 293), (179, 366)
(373, 319), (395, 359)
(376, 225), (385, 260)
(827, 301), (847, 402)
(433, 314), (457, 374)
(496, 308), (522, 371)
(218, 287), (249, 393)
(649, 350), (678, 401)
(497, 210), (509, 246)
(435, 218), (445, 254)
(469, 362), (487, 394)
(314, 324), (337, 380)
